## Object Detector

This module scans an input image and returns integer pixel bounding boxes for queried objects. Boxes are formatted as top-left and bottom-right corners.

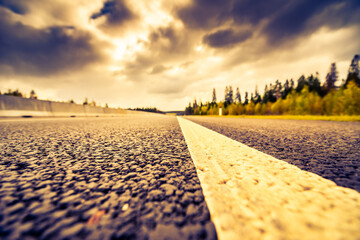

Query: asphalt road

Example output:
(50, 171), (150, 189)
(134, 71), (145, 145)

(0, 115), (217, 240)
(185, 116), (360, 193)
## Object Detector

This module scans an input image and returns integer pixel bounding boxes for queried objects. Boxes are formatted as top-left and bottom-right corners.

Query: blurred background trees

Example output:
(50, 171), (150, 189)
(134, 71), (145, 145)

(185, 55), (360, 116)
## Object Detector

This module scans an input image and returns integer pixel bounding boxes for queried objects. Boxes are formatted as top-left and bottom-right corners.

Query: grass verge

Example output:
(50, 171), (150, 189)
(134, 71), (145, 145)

(189, 115), (360, 122)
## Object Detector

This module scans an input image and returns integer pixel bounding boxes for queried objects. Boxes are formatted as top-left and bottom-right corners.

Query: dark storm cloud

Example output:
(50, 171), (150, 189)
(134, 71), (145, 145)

(177, 0), (233, 29)
(231, 0), (288, 25)
(309, 0), (360, 32)
(0, 0), (28, 14)
(91, 0), (134, 26)
(203, 28), (252, 48)
(178, 0), (360, 45)
(261, 0), (343, 43)
(0, 10), (106, 76)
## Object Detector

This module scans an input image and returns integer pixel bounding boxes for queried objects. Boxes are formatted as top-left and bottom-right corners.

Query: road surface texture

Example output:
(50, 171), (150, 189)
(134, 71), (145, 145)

(0, 115), (217, 240)
(185, 116), (360, 192)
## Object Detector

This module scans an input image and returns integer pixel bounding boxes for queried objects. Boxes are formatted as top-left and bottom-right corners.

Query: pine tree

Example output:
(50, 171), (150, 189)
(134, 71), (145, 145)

(322, 63), (338, 94)
(282, 79), (290, 99)
(262, 84), (269, 103)
(185, 102), (193, 115)
(235, 87), (241, 103)
(290, 79), (295, 89)
(5, 89), (23, 97)
(345, 55), (360, 87)
(29, 90), (37, 99)
(308, 74), (321, 94)
(228, 86), (234, 104)
(212, 88), (217, 103)
(349, 55), (359, 76)
(224, 85), (234, 104)
(254, 85), (261, 104)
(224, 86), (229, 103)
(296, 75), (306, 93)
(244, 92), (249, 105)
(275, 80), (282, 100)
(268, 83), (277, 103)
(193, 99), (198, 109)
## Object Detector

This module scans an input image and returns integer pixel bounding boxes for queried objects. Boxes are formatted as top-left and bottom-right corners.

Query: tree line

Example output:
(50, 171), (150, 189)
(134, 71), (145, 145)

(1, 89), (38, 99)
(185, 55), (360, 116)
(127, 107), (163, 113)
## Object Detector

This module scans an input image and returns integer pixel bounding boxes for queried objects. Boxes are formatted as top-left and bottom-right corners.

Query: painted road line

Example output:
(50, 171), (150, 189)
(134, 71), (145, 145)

(177, 117), (360, 240)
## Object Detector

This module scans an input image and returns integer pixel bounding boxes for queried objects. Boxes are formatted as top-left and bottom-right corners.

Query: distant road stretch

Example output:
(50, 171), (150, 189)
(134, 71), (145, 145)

(0, 115), (216, 240)
(185, 116), (360, 192)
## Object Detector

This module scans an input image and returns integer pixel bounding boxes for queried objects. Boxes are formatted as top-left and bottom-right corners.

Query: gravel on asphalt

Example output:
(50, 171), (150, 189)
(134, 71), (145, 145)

(185, 116), (360, 192)
(0, 115), (217, 240)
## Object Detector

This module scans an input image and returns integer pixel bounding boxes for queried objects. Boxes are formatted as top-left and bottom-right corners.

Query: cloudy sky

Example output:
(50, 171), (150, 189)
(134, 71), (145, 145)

(0, 0), (359, 110)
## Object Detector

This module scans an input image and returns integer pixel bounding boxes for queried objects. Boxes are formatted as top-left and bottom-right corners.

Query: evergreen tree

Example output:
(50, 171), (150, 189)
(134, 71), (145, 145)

(224, 86), (229, 103)
(268, 83), (277, 103)
(212, 88), (217, 103)
(228, 86), (234, 104)
(262, 84), (269, 103)
(224, 85), (234, 104)
(29, 90), (37, 99)
(253, 85), (261, 104)
(4, 89), (23, 97)
(235, 87), (241, 103)
(282, 79), (290, 99)
(308, 74), (321, 94)
(193, 99), (198, 109)
(345, 55), (360, 87)
(322, 63), (338, 94)
(244, 91), (249, 105)
(83, 97), (88, 105)
(290, 79), (295, 89)
(275, 80), (282, 100)
(296, 75), (306, 93)
(185, 102), (193, 115)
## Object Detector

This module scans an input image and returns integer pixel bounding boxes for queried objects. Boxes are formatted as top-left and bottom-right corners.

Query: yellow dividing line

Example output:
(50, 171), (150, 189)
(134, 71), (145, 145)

(177, 117), (360, 240)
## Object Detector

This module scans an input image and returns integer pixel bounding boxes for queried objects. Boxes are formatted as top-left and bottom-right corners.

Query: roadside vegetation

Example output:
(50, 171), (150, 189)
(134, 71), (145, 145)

(203, 115), (360, 122)
(185, 55), (360, 118)
(127, 107), (163, 114)
(1, 89), (38, 99)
